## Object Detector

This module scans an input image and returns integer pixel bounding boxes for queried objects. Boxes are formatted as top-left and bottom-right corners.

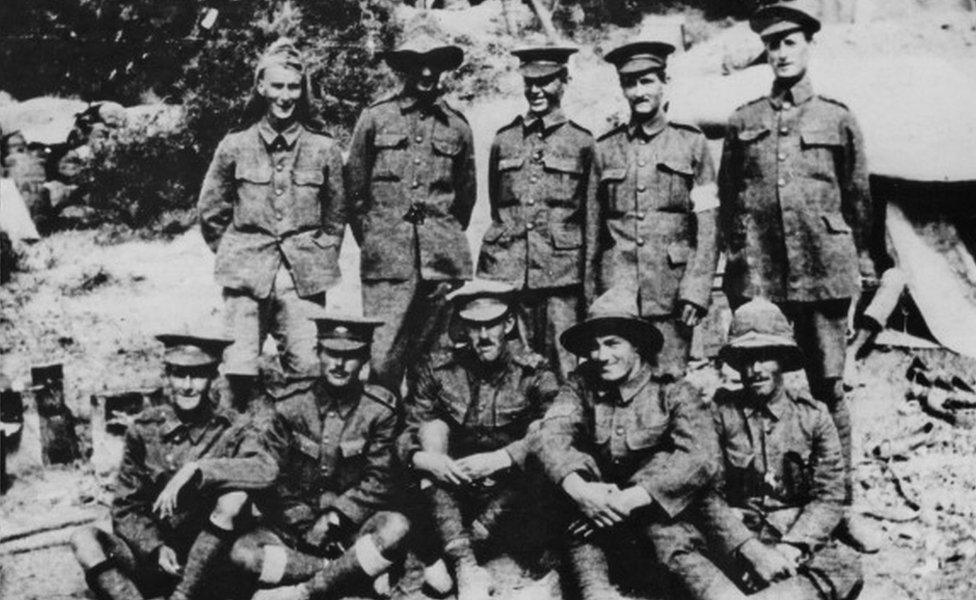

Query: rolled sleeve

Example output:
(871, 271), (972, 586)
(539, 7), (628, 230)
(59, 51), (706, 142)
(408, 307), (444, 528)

(532, 382), (602, 486)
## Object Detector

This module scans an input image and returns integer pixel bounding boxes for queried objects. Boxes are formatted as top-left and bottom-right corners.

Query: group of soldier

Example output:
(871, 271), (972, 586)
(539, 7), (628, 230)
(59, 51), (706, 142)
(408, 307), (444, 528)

(70, 1), (883, 599)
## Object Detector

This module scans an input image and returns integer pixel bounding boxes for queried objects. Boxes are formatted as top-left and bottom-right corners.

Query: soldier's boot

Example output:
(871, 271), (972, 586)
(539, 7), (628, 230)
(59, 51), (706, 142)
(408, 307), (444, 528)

(566, 541), (615, 600)
(815, 378), (881, 555)
(71, 526), (142, 600)
(427, 486), (492, 600)
(665, 548), (748, 600)
(169, 491), (249, 600)
(230, 536), (326, 586)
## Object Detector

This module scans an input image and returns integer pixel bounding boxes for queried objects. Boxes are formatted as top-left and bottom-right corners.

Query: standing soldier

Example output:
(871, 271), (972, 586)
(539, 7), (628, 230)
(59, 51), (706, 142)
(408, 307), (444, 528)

(399, 280), (560, 600)
(477, 46), (597, 382)
(199, 40), (346, 379)
(229, 314), (410, 600)
(718, 0), (879, 552)
(70, 333), (278, 600)
(592, 40), (719, 379)
(531, 289), (714, 600)
(345, 26), (476, 394)
(663, 299), (862, 600)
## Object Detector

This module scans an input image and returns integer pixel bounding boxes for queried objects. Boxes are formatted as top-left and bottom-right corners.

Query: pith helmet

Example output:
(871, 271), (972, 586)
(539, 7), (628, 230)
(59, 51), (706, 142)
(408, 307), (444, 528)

(560, 287), (662, 357)
(719, 298), (805, 372)
(750, 0), (822, 39)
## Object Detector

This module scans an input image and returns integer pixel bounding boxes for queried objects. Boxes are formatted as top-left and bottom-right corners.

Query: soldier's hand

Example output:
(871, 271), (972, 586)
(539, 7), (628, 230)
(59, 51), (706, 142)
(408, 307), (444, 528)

(413, 451), (472, 487)
(739, 538), (796, 585)
(456, 450), (512, 481)
(153, 462), (201, 519)
(680, 301), (707, 328)
(563, 477), (624, 528)
(157, 545), (182, 576)
(606, 486), (652, 518)
(775, 543), (805, 567)
(303, 511), (341, 550)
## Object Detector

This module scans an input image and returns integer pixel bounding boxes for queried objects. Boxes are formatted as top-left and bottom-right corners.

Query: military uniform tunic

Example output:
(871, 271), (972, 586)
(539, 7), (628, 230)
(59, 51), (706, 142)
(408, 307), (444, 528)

(262, 380), (399, 545)
(112, 403), (277, 562)
(477, 110), (597, 380)
(671, 387), (862, 600)
(591, 115), (719, 377)
(198, 119), (345, 376)
(345, 94), (476, 391)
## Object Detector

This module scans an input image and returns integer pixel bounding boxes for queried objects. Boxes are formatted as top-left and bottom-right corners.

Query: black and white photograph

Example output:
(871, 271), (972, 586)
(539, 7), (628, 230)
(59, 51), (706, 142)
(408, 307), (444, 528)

(2, 1), (976, 599)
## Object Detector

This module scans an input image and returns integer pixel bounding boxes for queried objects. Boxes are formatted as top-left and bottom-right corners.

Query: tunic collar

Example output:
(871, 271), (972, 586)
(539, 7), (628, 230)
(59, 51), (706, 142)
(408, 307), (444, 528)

(626, 111), (668, 141)
(160, 402), (229, 443)
(617, 362), (653, 405)
(769, 75), (814, 110)
(523, 109), (567, 134)
(258, 118), (302, 150)
(397, 93), (450, 122)
(743, 386), (789, 421)
(315, 379), (361, 419)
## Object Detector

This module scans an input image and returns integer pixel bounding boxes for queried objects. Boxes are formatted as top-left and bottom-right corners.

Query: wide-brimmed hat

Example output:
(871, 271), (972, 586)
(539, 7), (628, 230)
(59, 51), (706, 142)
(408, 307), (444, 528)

(603, 40), (675, 75)
(750, 0), (822, 39)
(385, 34), (464, 73)
(511, 45), (578, 79)
(560, 288), (662, 357)
(718, 298), (805, 372)
(446, 279), (516, 323)
(312, 313), (384, 353)
(156, 333), (233, 368)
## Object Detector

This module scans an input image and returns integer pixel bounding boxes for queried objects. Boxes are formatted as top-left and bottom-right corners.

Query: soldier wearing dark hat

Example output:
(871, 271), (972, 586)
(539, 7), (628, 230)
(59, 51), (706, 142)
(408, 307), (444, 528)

(531, 288), (714, 600)
(659, 299), (862, 600)
(399, 279), (560, 600)
(345, 22), (476, 395)
(228, 314), (410, 600)
(71, 332), (279, 600)
(718, 0), (879, 552)
(591, 39), (719, 379)
(199, 39), (347, 379)
(476, 45), (597, 383)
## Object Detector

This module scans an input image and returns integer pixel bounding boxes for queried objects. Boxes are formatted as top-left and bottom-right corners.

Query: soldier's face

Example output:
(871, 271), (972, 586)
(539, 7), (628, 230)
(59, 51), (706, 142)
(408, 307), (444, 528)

(405, 63), (444, 96)
(165, 365), (214, 413)
(589, 334), (643, 384)
(523, 74), (565, 117)
(465, 315), (515, 364)
(741, 356), (785, 400)
(620, 70), (666, 117)
(258, 64), (303, 122)
(764, 30), (811, 81)
(319, 347), (366, 389)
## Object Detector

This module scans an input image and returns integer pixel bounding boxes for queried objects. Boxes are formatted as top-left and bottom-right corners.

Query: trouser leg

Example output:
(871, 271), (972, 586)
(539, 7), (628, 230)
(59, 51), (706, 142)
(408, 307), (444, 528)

(565, 539), (615, 600)
(303, 511), (411, 598)
(70, 526), (145, 600)
(222, 289), (270, 377)
(650, 317), (693, 379)
(646, 519), (747, 600)
(230, 529), (325, 586)
(520, 287), (579, 382)
(168, 491), (248, 600)
(270, 266), (326, 378)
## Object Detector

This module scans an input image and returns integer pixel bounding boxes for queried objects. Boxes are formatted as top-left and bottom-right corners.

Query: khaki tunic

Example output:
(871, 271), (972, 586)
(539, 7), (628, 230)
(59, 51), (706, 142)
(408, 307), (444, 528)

(345, 94), (476, 282)
(718, 76), (874, 303)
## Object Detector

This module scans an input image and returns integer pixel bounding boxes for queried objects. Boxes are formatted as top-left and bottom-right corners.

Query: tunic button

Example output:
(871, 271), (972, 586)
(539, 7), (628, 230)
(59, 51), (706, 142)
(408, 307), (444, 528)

(412, 181), (420, 188)
(530, 176), (538, 184)
(777, 178), (786, 187)
(414, 136), (423, 143)
(276, 164), (284, 171)
(615, 426), (625, 435)
(414, 158), (421, 165)
(637, 185), (646, 192)
(636, 212), (646, 219)
(328, 411), (337, 418)
(778, 153), (787, 162)
(526, 223), (535, 230)
(526, 198), (535, 206)
(637, 160), (646, 167)
(275, 211), (283, 220)
(636, 238), (645, 246)
(779, 127), (789, 135)
(782, 101), (793, 110)
(275, 188), (284, 196)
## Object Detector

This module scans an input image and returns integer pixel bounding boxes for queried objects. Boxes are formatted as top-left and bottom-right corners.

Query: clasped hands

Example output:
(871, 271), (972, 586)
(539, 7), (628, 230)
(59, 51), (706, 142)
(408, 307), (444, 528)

(739, 538), (806, 588)
(563, 474), (651, 539)
(412, 450), (512, 487)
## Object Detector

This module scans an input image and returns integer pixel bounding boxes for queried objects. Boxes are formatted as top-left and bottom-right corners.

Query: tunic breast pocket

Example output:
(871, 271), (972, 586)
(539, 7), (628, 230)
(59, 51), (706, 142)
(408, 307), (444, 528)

(495, 156), (525, 207)
(372, 133), (407, 181)
(431, 134), (461, 189)
(291, 433), (321, 491)
(657, 157), (694, 211)
(625, 403), (668, 451)
(600, 167), (628, 214)
(736, 127), (770, 180)
(233, 163), (273, 228)
(291, 169), (324, 227)
(339, 438), (367, 466)
(542, 155), (584, 205)
(800, 128), (842, 183)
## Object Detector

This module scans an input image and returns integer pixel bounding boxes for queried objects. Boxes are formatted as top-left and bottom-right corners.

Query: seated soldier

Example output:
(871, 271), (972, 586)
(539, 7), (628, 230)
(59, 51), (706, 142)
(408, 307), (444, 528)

(71, 332), (278, 600)
(531, 288), (714, 600)
(399, 279), (560, 600)
(230, 314), (410, 600)
(665, 298), (863, 600)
